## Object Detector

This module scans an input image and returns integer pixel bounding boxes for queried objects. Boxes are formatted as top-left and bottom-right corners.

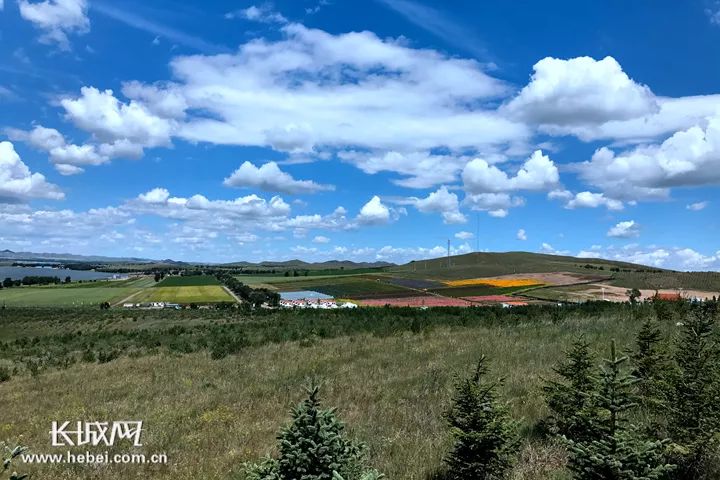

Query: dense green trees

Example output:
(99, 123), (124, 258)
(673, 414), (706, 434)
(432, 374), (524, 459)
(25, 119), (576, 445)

(564, 341), (674, 480)
(543, 302), (720, 479)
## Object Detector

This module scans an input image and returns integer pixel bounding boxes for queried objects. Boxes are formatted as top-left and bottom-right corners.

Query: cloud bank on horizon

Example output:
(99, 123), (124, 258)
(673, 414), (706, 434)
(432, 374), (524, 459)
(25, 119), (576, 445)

(0, 0), (718, 270)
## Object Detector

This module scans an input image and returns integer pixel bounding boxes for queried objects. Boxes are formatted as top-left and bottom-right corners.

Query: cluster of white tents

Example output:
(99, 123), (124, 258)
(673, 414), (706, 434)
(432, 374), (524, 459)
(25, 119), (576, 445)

(279, 299), (358, 309)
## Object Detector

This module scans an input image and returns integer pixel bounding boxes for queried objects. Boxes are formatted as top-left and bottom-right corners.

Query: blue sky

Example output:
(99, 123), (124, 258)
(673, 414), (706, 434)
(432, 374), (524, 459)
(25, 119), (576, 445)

(0, 0), (718, 269)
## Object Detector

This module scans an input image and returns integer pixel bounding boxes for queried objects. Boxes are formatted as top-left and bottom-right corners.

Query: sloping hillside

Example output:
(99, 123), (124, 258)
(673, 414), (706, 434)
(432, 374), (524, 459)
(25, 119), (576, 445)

(391, 251), (660, 280)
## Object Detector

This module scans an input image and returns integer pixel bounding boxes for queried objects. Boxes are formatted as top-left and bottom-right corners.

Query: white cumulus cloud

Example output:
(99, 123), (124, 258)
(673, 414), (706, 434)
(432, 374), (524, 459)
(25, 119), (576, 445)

(607, 220), (640, 238)
(0, 141), (64, 201)
(18, 0), (90, 50)
(223, 161), (334, 194)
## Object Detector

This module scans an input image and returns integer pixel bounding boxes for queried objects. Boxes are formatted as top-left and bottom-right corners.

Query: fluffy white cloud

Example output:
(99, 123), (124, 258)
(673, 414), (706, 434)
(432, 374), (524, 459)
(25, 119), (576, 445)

(575, 114), (720, 200)
(312, 235), (330, 243)
(357, 196), (393, 225)
(338, 150), (474, 189)
(0, 141), (64, 201)
(18, 0), (89, 50)
(517, 228), (527, 241)
(462, 150), (559, 194)
(578, 244), (720, 271)
(138, 187), (170, 204)
(455, 231), (474, 240)
(225, 4), (287, 23)
(464, 192), (525, 218)
(223, 161), (334, 194)
(407, 186), (466, 224)
(133, 23), (525, 154)
(687, 201), (709, 211)
(607, 220), (640, 238)
(506, 56), (658, 129)
(565, 191), (624, 211)
(61, 87), (174, 150)
(6, 125), (139, 175)
(540, 242), (569, 255)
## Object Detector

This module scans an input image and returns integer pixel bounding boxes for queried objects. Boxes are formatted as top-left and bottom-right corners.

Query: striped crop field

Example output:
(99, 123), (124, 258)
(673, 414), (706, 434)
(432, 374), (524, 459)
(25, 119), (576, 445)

(444, 277), (543, 288)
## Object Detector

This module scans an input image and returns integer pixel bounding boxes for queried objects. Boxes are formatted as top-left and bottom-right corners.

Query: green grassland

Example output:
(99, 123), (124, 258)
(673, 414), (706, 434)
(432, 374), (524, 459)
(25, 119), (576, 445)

(156, 275), (221, 287)
(0, 304), (672, 479)
(132, 285), (234, 303)
(0, 277), (153, 306)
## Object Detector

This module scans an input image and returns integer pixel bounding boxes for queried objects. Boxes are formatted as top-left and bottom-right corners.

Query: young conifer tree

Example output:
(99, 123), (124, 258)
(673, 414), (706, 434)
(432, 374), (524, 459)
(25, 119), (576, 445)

(666, 305), (720, 479)
(631, 318), (670, 411)
(244, 385), (382, 480)
(566, 341), (675, 480)
(543, 338), (600, 442)
(443, 355), (520, 480)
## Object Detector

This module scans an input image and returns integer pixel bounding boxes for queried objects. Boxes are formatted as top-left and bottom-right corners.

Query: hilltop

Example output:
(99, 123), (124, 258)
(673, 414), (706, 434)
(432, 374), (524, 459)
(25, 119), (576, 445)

(392, 251), (664, 279)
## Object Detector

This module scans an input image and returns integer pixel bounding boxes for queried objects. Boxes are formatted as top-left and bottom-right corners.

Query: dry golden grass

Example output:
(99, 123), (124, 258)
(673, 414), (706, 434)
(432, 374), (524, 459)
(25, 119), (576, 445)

(0, 314), (636, 480)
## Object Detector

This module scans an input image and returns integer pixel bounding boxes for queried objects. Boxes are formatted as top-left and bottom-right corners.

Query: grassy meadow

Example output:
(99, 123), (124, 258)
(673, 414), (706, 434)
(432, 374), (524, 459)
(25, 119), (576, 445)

(0, 303), (678, 479)
(132, 285), (234, 303)
(0, 277), (154, 307)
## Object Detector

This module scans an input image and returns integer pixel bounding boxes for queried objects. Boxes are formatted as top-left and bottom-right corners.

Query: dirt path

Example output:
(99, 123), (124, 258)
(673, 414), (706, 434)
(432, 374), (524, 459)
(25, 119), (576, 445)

(222, 286), (243, 304)
(111, 290), (144, 307)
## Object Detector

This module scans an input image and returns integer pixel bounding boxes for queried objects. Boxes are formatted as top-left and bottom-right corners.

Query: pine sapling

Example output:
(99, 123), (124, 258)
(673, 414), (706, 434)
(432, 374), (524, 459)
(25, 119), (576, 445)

(443, 355), (520, 480)
(565, 340), (675, 480)
(543, 338), (600, 442)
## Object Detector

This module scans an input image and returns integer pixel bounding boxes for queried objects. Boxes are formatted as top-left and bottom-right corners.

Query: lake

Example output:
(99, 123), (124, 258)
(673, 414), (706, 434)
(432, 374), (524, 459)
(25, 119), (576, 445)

(0, 266), (124, 282)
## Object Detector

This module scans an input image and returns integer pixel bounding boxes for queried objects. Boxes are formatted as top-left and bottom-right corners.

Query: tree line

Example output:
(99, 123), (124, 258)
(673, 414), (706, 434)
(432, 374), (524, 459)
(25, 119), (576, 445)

(0, 276), (72, 289)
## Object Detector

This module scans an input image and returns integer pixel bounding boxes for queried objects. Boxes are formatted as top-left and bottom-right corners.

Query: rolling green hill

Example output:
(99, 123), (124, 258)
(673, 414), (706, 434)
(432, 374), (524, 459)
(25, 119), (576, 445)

(391, 251), (660, 280)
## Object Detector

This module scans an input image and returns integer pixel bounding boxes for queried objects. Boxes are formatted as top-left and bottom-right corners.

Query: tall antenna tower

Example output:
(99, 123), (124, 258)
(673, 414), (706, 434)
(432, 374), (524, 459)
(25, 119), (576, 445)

(447, 239), (451, 268)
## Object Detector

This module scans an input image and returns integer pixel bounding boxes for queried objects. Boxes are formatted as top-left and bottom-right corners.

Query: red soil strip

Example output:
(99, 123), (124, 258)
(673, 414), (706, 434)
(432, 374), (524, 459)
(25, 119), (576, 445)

(359, 296), (474, 307)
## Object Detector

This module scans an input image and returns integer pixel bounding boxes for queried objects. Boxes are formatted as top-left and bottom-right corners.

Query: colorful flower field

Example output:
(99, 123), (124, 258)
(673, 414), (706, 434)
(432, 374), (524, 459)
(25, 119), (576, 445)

(444, 277), (543, 288)
(461, 295), (518, 303)
(359, 296), (474, 307)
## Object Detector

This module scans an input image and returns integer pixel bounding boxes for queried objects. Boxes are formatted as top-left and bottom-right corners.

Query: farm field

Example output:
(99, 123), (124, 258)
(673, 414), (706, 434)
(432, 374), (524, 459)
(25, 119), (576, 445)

(0, 276), (153, 307)
(525, 283), (720, 303)
(0, 304), (668, 479)
(131, 285), (235, 304)
(358, 295), (473, 307)
(430, 284), (534, 298)
(270, 276), (420, 299)
(157, 275), (221, 287)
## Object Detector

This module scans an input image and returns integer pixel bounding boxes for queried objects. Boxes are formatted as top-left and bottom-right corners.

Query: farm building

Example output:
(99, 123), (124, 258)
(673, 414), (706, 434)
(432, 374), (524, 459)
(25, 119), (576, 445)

(654, 292), (683, 301)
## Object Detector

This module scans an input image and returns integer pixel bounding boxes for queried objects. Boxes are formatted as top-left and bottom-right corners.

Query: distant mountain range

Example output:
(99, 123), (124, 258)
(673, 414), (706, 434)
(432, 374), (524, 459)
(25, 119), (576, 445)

(0, 250), (394, 269)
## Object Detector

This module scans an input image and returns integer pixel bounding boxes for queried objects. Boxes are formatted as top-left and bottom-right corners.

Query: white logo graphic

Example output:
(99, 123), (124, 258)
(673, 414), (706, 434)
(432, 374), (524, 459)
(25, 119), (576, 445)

(50, 421), (143, 447)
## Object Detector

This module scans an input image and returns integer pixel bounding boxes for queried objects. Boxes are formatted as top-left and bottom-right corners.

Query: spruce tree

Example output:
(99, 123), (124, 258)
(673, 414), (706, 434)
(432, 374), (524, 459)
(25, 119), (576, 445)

(443, 356), (519, 480)
(543, 338), (600, 442)
(566, 341), (675, 480)
(666, 305), (720, 479)
(244, 385), (382, 480)
(631, 318), (670, 410)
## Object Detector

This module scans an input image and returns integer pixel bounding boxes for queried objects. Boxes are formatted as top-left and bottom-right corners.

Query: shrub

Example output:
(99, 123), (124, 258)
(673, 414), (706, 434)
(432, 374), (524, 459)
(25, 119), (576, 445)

(443, 356), (519, 480)
(0, 367), (10, 383)
(244, 385), (381, 480)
